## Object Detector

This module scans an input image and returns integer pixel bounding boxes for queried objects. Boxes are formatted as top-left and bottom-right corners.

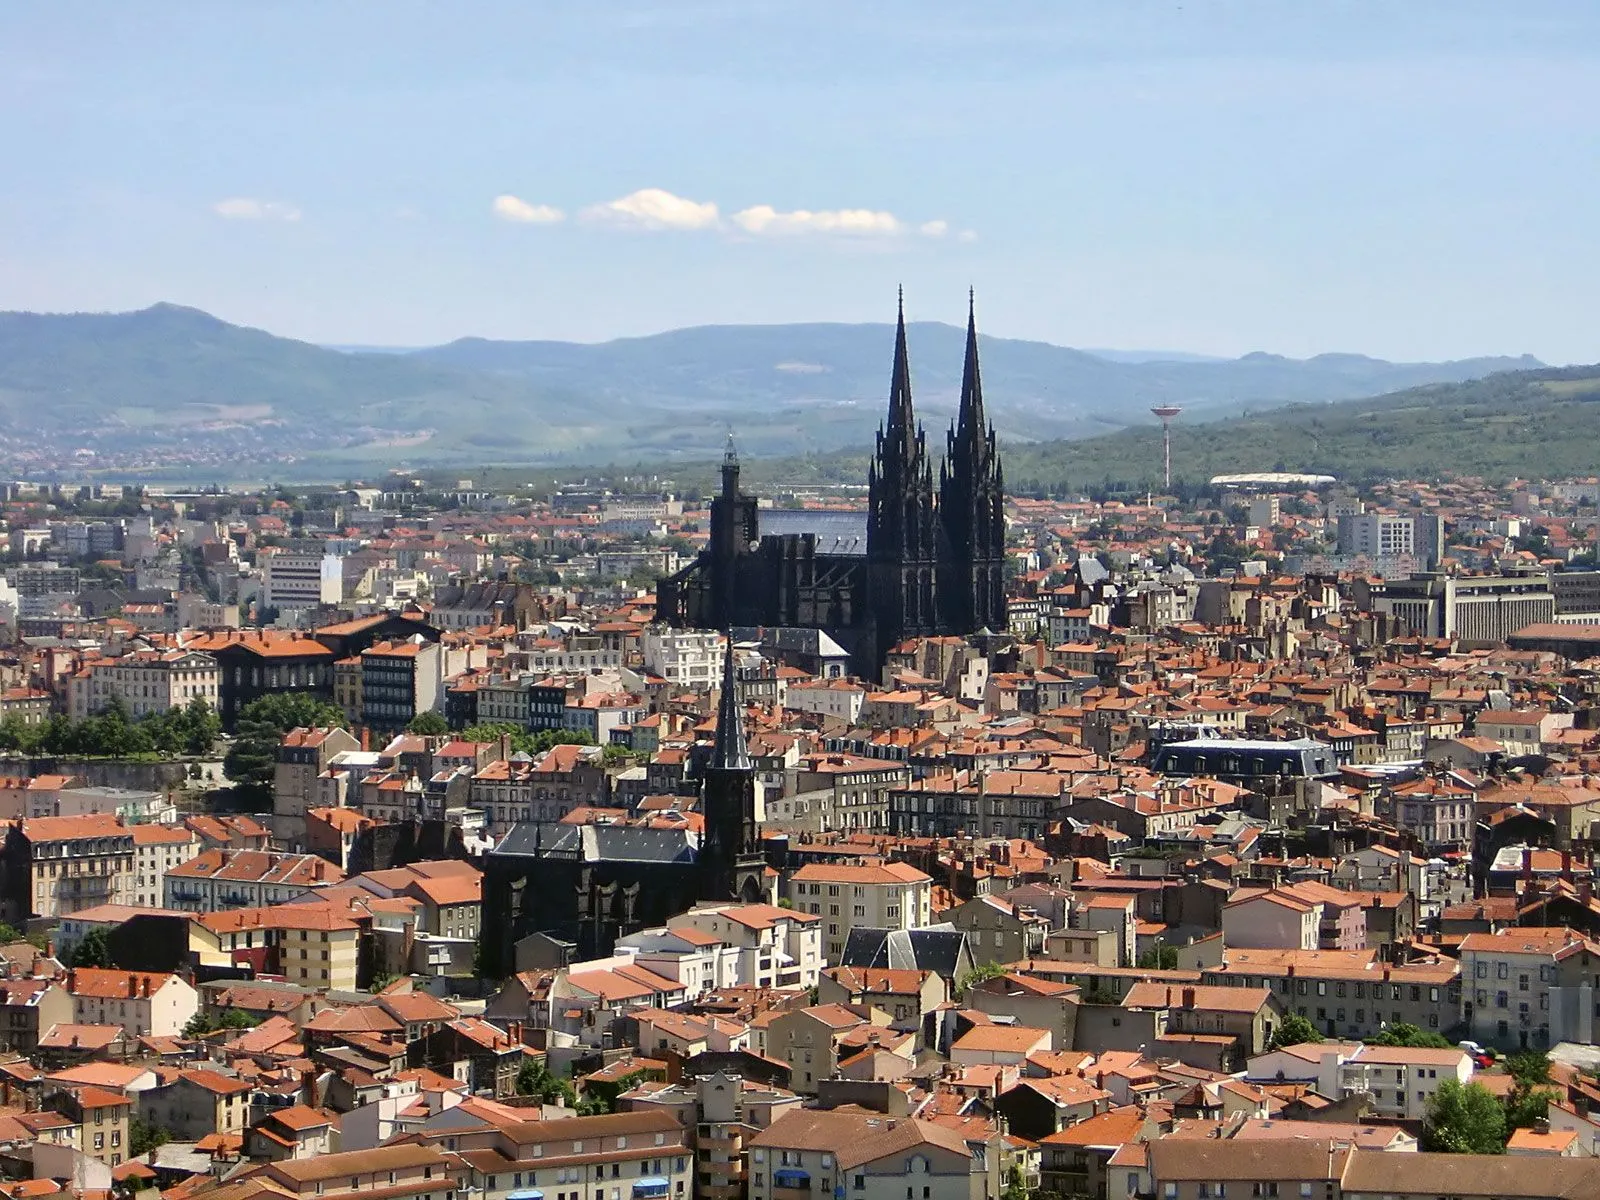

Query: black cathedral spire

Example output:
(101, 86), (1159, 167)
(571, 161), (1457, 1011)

(700, 633), (762, 902)
(711, 634), (751, 772)
(939, 290), (1006, 633)
(866, 290), (940, 656)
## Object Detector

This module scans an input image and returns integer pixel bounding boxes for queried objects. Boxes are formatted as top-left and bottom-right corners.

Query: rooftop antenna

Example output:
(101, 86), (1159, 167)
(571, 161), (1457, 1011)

(1150, 406), (1183, 490)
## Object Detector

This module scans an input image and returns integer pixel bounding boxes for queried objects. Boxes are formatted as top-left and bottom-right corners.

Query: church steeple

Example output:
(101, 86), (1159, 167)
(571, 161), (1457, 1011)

(955, 288), (988, 451)
(866, 289), (939, 662)
(939, 290), (1006, 633)
(700, 633), (763, 903)
(711, 634), (751, 772)
(885, 287), (916, 458)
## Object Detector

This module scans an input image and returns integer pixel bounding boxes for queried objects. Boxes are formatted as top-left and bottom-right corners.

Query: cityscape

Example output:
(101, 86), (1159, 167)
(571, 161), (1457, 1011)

(5, 5), (1600, 1200)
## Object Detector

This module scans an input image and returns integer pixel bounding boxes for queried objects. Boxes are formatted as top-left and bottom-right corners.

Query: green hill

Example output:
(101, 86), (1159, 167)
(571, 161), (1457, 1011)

(995, 365), (1600, 492)
(0, 302), (1547, 478)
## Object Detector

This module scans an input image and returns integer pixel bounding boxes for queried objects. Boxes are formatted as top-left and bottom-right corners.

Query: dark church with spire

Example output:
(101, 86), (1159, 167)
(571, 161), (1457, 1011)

(657, 292), (1006, 675)
(478, 638), (772, 970)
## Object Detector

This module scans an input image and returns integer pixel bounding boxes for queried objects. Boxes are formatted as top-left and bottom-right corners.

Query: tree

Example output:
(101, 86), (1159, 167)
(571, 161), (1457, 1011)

(1366, 1022), (1451, 1049)
(129, 1115), (172, 1157)
(1137, 945), (1179, 970)
(405, 711), (450, 736)
(1001, 1165), (1029, 1200)
(224, 693), (346, 795)
(183, 1008), (257, 1038)
(516, 1057), (578, 1107)
(0, 922), (27, 946)
(956, 961), (1010, 995)
(1504, 1051), (1551, 1089)
(1423, 1080), (1506, 1155)
(1268, 1013), (1324, 1051)
(1503, 1083), (1556, 1133)
(68, 927), (115, 968)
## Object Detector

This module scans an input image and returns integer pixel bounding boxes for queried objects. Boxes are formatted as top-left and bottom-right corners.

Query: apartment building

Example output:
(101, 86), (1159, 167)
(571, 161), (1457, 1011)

(131, 823), (201, 909)
(1201, 948), (1461, 1041)
(259, 549), (343, 612)
(272, 725), (362, 847)
(0, 979), (73, 1056)
(66, 649), (220, 721)
(0, 814), (136, 923)
(786, 679), (867, 723)
(786, 862), (933, 961)
(361, 637), (443, 734)
(666, 902), (824, 992)
(61, 967), (198, 1039)
(1459, 927), (1600, 1050)
(641, 626), (724, 685)
(747, 1109), (1000, 1200)
(164, 848), (345, 912)
(138, 1068), (252, 1142)
(254, 1144), (464, 1200)
(1148, 1138), (1600, 1200)
(275, 905), (363, 991)
(429, 1109), (693, 1200)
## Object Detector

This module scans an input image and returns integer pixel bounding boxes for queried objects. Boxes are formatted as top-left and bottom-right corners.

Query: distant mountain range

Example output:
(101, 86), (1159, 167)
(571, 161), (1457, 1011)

(0, 302), (1546, 476)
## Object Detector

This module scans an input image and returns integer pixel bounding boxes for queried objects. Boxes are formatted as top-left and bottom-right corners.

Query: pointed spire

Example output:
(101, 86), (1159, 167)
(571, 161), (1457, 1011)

(712, 634), (751, 771)
(956, 287), (987, 446)
(886, 287), (915, 448)
(723, 431), (739, 467)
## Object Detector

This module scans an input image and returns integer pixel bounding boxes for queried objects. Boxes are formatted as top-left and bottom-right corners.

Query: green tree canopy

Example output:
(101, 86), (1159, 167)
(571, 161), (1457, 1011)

(1504, 1051), (1551, 1089)
(224, 692), (346, 794)
(68, 927), (115, 969)
(1268, 1013), (1324, 1051)
(406, 711), (450, 736)
(1137, 945), (1179, 970)
(1366, 1022), (1451, 1049)
(1423, 1079), (1506, 1155)
(956, 961), (1010, 995)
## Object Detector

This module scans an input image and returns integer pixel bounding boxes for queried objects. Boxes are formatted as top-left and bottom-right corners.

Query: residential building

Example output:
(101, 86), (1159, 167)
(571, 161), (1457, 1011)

(361, 637), (444, 734)
(0, 814), (136, 923)
(164, 848), (344, 912)
(1201, 949), (1461, 1042)
(747, 1108), (1002, 1200)
(131, 824), (201, 910)
(61, 967), (198, 1038)
(273, 725), (362, 847)
(259, 549), (344, 612)
(666, 903), (824, 992)
(641, 626), (724, 685)
(137, 1068), (252, 1141)
(1459, 927), (1600, 1050)
(786, 862), (933, 962)
(275, 904), (363, 991)
(65, 649), (220, 721)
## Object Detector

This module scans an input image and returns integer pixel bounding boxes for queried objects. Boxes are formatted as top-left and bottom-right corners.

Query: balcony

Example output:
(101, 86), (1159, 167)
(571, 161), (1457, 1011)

(633, 1180), (671, 1200)
(773, 1169), (811, 1200)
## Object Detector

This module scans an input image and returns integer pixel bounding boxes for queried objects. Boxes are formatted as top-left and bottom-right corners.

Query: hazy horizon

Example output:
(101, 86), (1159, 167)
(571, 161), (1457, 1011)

(3, 2), (1597, 362)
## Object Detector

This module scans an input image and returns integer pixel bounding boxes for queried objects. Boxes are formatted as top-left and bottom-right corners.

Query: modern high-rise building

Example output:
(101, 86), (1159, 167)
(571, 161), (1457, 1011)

(259, 549), (343, 613)
(1336, 513), (1443, 569)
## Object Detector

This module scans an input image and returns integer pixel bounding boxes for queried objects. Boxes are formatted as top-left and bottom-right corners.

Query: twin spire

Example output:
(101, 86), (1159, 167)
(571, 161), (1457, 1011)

(883, 287), (990, 471)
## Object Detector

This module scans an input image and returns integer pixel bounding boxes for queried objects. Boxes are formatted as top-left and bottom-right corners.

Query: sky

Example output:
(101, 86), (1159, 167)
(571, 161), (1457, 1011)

(2, 1), (1598, 362)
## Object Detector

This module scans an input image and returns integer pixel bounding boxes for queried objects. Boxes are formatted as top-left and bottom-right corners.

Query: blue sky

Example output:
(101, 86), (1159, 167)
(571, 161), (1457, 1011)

(2, 1), (1597, 361)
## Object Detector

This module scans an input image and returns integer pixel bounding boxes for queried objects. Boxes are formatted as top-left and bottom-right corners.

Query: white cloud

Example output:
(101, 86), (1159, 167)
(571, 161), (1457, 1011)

(492, 194), (564, 224)
(918, 219), (949, 238)
(732, 205), (904, 237)
(212, 197), (301, 222)
(581, 187), (720, 231)
(958, 229), (978, 243)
